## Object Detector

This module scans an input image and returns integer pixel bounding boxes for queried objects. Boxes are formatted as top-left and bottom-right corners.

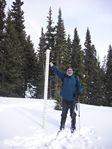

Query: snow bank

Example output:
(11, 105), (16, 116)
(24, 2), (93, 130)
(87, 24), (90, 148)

(0, 97), (112, 149)
(0, 127), (103, 149)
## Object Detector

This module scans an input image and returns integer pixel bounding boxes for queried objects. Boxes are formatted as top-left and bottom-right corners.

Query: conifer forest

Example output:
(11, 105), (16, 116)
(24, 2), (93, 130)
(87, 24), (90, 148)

(0, 0), (112, 107)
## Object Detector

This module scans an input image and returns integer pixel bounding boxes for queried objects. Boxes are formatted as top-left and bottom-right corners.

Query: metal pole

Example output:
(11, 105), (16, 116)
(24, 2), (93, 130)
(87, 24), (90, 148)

(78, 102), (80, 135)
(42, 49), (50, 128)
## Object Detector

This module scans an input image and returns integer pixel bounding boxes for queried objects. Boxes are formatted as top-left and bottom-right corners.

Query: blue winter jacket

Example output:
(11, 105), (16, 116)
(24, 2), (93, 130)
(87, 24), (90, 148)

(51, 65), (82, 102)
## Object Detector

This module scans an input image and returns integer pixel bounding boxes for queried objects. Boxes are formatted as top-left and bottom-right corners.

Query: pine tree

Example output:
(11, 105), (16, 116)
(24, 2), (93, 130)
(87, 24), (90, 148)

(65, 34), (72, 66)
(71, 28), (86, 103)
(4, 10), (25, 96)
(45, 7), (56, 98)
(0, 0), (6, 95)
(84, 28), (103, 105)
(99, 63), (106, 105)
(11, 0), (25, 40)
(54, 8), (67, 69)
(91, 46), (105, 105)
(84, 28), (94, 104)
(71, 28), (84, 76)
(53, 8), (67, 108)
(24, 35), (38, 97)
(105, 45), (112, 106)
(45, 7), (55, 52)
(101, 55), (107, 105)
(10, 0), (26, 97)
(37, 28), (46, 98)
(0, 0), (6, 39)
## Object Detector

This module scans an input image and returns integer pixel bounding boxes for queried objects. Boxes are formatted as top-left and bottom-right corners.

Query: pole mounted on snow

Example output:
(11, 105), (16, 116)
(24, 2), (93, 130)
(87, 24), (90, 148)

(42, 49), (50, 128)
(77, 100), (81, 135)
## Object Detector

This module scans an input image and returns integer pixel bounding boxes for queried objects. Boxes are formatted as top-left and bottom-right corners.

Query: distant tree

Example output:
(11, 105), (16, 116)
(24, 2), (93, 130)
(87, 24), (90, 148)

(105, 45), (112, 106)
(71, 28), (84, 76)
(10, 0), (27, 97)
(65, 34), (72, 66)
(71, 28), (86, 102)
(100, 56), (107, 105)
(45, 7), (55, 59)
(0, 0), (6, 39)
(54, 8), (67, 69)
(0, 0), (7, 95)
(91, 47), (105, 105)
(45, 7), (56, 98)
(11, 0), (25, 40)
(4, 10), (25, 96)
(2, 7), (37, 98)
(99, 66), (106, 105)
(11, 0), (38, 97)
(37, 28), (46, 98)
(84, 28), (94, 104)
(84, 28), (103, 105)
(53, 8), (67, 108)
(24, 35), (38, 97)
(102, 55), (107, 73)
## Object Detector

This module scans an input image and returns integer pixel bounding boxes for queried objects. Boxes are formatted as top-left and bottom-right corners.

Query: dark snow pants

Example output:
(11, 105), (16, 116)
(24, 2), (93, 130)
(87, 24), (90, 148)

(60, 100), (76, 130)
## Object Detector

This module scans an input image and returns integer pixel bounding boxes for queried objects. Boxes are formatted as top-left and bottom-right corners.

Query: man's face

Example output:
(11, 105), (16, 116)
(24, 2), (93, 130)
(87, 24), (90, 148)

(66, 68), (73, 76)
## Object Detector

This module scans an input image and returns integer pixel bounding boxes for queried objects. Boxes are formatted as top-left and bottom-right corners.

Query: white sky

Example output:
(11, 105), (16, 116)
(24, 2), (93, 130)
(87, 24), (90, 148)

(6, 0), (112, 63)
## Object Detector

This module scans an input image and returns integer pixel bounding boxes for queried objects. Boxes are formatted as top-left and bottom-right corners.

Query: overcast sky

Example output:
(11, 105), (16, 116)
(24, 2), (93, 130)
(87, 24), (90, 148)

(6, 0), (112, 63)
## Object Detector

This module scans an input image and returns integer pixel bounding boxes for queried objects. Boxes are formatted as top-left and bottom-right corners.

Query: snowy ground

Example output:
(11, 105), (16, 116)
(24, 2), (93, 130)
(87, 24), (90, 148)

(0, 97), (112, 149)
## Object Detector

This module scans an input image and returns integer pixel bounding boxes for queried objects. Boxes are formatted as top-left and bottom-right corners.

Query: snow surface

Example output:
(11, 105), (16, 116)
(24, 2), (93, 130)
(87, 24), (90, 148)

(0, 97), (112, 149)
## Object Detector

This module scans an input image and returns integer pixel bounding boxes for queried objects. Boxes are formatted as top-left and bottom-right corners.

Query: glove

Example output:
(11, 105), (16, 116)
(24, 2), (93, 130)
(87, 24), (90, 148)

(50, 62), (54, 67)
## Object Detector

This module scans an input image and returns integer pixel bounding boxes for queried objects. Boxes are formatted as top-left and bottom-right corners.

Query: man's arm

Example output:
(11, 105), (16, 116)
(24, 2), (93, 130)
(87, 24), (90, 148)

(50, 62), (65, 80)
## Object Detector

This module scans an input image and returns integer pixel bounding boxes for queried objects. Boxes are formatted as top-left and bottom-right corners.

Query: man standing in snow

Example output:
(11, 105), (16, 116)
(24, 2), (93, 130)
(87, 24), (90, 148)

(50, 62), (82, 133)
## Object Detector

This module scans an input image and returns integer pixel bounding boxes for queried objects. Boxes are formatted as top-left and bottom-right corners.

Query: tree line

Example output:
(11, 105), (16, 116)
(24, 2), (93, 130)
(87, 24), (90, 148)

(0, 0), (112, 107)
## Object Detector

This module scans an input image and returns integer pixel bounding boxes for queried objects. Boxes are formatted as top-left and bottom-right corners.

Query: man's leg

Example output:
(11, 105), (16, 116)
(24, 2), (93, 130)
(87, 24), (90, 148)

(60, 100), (68, 130)
(70, 102), (76, 132)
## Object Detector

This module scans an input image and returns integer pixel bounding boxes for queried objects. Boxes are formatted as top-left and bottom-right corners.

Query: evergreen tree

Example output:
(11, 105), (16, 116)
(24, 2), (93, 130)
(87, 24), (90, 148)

(24, 35), (37, 83)
(105, 45), (112, 106)
(84, 28), (102, 105)
(11, 0), (25, 40)
(99, 64), (106, 105)
(4, 10), (25, 96)
(101, 55), (107, 105)
(92, 46), (104, 105)
(71, 28), (86, 102)
(0, 0), (6, 39)
(53, 8), (67, 108)
(54, 8), (67, 69)
(37, 28), (46, 98)
(0, 0), (6, 95)
(84, 28), (94, 104)
(45, 7), (55, 49)
(10, 0), (27, 97)
(4, 8), (37, 98)
(45, 7), (56, 98)
(65, 34), (72, 66)
(24, 35), (38, 97)
(71, 28), (84, 76)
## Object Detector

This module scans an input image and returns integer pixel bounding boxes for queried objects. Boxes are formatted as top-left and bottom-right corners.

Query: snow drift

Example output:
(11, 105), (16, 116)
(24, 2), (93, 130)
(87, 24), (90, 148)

(0, 97), (112, 149)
